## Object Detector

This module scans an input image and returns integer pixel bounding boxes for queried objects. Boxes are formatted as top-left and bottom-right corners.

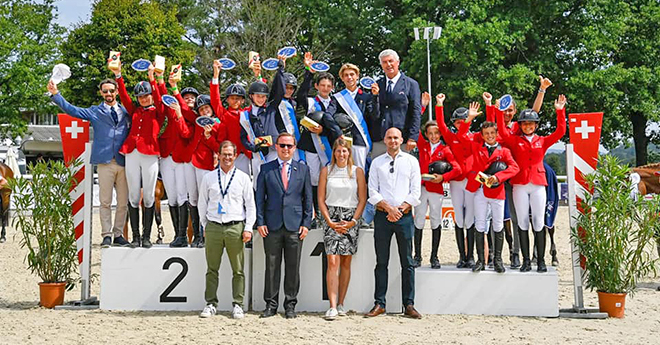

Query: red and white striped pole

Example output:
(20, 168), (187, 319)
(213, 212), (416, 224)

(58, 114), (93, 301)
(565, 112), (603, 310)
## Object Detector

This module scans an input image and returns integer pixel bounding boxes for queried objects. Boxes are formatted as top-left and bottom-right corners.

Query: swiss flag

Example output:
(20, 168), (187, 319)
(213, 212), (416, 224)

(58, 114), (90, 165)
(569, 112), (603, 170)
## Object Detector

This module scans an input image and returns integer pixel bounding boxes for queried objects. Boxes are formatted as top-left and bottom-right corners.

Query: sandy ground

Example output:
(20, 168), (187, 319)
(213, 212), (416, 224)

(1, 206), (659, 345)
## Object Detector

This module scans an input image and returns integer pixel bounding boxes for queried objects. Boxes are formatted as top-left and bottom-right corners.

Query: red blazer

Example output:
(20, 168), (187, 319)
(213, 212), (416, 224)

(485, 105), (520, 137)
(210, 82), (252, 158)
(191, 121), (228, 171)
(156, 82), (192, 158)
(117, 77), (165, 156)
(497, 107), (566, 186)
(417, 133), (461, 194)
(171, 92), (196, 163)
(436, 105), (473, 180)
(461, 141), (520, 199)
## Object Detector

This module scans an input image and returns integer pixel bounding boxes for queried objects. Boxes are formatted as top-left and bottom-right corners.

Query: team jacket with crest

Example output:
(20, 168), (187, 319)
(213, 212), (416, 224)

(209, 82), (252, 159)
(436, 105), (473, 180)
(170, 92), (197, 163)
(155, 82), (192, 159)
(191, 120), (227, 171)
(457, 124), (520, 199)
(496, 106), (566, 186)
(117, 77), (165, 156)
(417, 133), (462, 194)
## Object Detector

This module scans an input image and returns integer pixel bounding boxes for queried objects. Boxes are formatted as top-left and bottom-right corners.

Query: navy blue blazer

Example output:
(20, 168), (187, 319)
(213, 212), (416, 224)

(371, 72), (422, 143)
(326, 87), (375, 147)
(50, 93), (130, 166)
(256, 159), (313, 231)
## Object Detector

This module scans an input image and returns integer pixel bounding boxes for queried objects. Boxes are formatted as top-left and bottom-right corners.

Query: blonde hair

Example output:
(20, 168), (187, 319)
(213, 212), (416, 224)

(339, 63), (360, 78)
(329, 138), (354, 178)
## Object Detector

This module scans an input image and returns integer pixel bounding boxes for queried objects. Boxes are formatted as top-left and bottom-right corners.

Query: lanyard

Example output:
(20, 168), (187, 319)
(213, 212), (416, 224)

(217, 168), (237, 199)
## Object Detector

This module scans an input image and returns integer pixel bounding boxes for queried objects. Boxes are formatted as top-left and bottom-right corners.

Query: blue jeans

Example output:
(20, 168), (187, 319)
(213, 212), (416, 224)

(373, 211), (415, 308)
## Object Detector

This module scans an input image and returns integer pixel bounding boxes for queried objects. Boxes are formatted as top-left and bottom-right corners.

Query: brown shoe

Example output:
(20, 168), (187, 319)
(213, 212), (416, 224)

(364, 304), (386, 318)
(404, 305), (422, 319)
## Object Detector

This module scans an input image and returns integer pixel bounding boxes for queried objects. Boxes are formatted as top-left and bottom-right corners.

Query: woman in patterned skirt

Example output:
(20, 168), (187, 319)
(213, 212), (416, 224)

(317, 138), (367, 320)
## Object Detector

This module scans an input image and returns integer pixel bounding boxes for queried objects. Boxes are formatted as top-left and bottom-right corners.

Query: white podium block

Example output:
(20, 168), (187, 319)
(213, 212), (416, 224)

(100, 246), (251, 311)
(415, 266), (559, 317)
(251, 228), (403, 313)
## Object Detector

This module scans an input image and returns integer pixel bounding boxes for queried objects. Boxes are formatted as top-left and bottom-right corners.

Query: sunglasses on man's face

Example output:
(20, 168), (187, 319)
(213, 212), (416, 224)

(101, 89), (117, 94)
(277, 143), (295, 149)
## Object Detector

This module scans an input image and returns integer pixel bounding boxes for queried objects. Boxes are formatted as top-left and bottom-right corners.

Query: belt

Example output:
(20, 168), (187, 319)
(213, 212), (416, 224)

(212, 220), (243, 227)
(376, 205), (411, 214)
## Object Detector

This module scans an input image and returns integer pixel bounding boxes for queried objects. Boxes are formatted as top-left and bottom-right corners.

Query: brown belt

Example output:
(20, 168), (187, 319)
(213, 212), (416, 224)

(376, 205), (411, 214)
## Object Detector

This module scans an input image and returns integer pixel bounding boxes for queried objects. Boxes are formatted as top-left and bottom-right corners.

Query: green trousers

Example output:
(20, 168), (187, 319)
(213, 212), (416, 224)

(204, 221), (245, 307)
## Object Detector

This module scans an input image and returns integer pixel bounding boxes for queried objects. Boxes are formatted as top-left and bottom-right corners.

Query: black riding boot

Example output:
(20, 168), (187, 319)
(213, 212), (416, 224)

(519, 227), (531, 272)
(413, 227), (423, 268)
(455, 224), (467, 268)
(547, 226), (559, 266)
(141, 205), (155, 248)
(466, 226), (476, 268)
(171, 201), (190, 247)
(494, 230), (506, 273)
(472, 231), (485, 272)
(128, 204), (140, 247)
(430, 226), (441, 269)
(487, 230), (494, 268)
(535, 228), (548, 272)
(190, 204), (203, 248)
(167, 205), (179, 246)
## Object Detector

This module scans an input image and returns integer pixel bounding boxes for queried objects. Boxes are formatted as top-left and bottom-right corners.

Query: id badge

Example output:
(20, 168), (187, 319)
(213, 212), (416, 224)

(218, 202), (227, 215)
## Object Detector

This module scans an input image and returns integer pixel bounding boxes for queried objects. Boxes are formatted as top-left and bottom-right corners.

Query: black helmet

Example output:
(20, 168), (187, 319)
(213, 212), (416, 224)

(283, 73), (297, 88)
(484, 160), (508, 176)
(195, 95), (212, 112)
(308, 110), (324, 124)
(225, 84), (246, 98)
(450, 107), (468, 121)
(428, 160), (453, 175)
(180, 87), (199, 97)
(248, 81), (269, 95)
(518, 109), (540, 122)
(333, 113), (354, 130)
(133, 81), (152, 97)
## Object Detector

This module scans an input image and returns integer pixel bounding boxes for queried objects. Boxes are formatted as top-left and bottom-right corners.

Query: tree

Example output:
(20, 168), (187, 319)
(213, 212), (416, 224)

(158, 0), (304, 92)
(59, 0), (195, 106)
(0, 0), (65, 138)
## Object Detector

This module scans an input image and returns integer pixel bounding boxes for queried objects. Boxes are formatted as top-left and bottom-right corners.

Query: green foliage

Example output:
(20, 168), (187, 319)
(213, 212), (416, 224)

(59, 0), (195, 107)
(0, 0), (65, 137)
(157, 0), (303, 93)
(571, 155), (659, 295)
(8, 160), (81, 288)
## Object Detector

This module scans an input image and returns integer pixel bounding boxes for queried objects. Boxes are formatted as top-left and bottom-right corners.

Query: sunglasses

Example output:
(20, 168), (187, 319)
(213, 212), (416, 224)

(101, 89), (117, 94)
(277, 143), (295, 149)
(389, 160), (394, 173)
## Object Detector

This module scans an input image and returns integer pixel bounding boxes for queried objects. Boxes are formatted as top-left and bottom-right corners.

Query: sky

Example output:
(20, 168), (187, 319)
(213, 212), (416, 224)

(53, 0), (92, 28)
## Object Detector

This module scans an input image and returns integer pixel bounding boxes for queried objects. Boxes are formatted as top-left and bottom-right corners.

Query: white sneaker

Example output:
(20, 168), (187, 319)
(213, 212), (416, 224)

(232, 304), (245, 319)
(337, 304), (347, 316)
(324, 307), (338, 320)
(200, 304), (216, 318)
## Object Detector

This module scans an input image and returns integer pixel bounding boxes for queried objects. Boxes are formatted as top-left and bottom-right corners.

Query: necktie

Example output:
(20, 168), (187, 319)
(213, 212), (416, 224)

(387, 80), (393, 93)
(110, 107), (118, 125)
(487, 145), (496, 156)
(281, 162), (289, 190)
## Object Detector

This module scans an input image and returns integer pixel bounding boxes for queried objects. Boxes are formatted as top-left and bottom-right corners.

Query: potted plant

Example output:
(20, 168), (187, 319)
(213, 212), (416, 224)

(571, 155), (659, 318)
(8, 160), (80, 308)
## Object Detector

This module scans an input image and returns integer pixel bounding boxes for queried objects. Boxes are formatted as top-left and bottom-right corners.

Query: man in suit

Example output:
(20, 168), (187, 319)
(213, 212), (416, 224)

(370, 49), (422, 157)
(47, 78), (131, 248)
(256, 132), (313, 319)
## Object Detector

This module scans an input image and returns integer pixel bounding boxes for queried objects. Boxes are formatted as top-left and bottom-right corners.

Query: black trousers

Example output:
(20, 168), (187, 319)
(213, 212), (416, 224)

(263, 228), (303, 310)
(374, 211), (415, 308)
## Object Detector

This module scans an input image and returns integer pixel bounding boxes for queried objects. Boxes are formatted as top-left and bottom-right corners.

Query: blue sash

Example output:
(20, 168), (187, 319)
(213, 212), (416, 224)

(306, 98), (333, 165)
(278, 100), (306, 162)
(334, 89), (372, 150)
(239, 110), (265, 162)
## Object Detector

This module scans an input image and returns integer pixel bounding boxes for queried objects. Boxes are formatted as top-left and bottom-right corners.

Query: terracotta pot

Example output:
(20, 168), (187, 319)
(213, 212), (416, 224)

(39, 282), (66, 308)
(597, 291), (627, 318)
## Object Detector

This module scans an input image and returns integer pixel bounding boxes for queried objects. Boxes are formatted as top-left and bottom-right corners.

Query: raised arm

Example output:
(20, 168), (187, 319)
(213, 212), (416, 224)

(210, 60), (228, 120)
(434, 94), (452, 141)
(495, 99), (512, 144)
(532, 75), (553, 113)
(482, 92), (494, 122)
(295, 53), (315, 116)
(267, 56), (287, 107)
(542, 94), (568, 150)
(115, 76), (135, 115)
(46, 80), (96, 121)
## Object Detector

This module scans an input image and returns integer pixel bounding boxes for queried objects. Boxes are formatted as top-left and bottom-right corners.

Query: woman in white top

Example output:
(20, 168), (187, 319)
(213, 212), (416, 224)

(317, 138), (367, 320)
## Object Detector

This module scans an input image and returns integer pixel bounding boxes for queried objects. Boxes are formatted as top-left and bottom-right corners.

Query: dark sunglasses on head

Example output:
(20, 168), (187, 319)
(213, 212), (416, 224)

(101, 89), (116, 94)
(389, 160), (394, 173)
(278, 143), (295, 149)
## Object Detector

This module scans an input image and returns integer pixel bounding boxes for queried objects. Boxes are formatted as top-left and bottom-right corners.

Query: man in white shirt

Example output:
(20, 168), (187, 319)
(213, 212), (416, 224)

(365, 127), (422, 319)
(198, 141), (256, 319)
